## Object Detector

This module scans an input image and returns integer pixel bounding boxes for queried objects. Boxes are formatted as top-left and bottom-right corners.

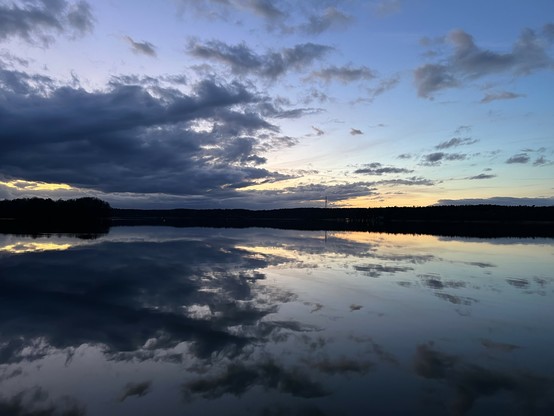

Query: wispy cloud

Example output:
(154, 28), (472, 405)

(506, 153), (530, 164)
(300, 7), (352, 35)
(480, 91), (524, 104)
(310, 65), (376, 84)
(435, 137), (478, 150)
(466, 173), (496, 180)
(188, 39), (333, 79)
(124, 36), (157, 57)
(421, 152), (467, 166)
(311, 126), (324, 136)
(355, 162), (413, 176)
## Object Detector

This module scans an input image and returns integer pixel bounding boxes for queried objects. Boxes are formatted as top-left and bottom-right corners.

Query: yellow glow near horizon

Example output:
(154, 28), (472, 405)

(0, 179), (73, 191)
(0, 242), (72, 254)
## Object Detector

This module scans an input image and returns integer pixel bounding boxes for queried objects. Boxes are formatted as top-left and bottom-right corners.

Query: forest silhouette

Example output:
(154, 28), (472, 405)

(1, 197), (553, 237)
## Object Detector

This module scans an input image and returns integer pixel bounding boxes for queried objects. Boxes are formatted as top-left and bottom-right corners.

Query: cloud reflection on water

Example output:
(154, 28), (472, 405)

(0, 227), (552, 415)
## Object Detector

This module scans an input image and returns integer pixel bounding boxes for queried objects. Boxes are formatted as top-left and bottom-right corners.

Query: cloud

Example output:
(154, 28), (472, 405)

(533, 156), (551, 166)
(311, 126), (324, 136)
(544, 23), (554, 42)
(252, 182), (377, 206)
(480, 91), (525, 103)
(376, 176), (436, 186)
(350, 128), (363, 135)
(119, 381), (152, 401)
(354, 264), (413, 278)
(124, 36), (157, 57)
(421, 152), (467, 166)
(506, 153), (530, 164)
(415, 27), (554, 98)
(354, 162), (413, 176)
(0, 0), (94, 46)
(372, 0), (402, 17)
(435, 137), (478, 150)
(413, 342), (553, 415)
(183, 359), (330, 399)
(435, 196), (554, 206)
(414, 64), (458, 98)
(0, 68), (300, 199)
(466, 173), (496, 180)
(366, 74), (401, 100)
(188, 39), (333, 79)
(0, 235), (301, 362)
(300, 7), (352, 35)
(310, 65), (376, 84)
(0, 387), (85, 416)
(177, 1), (352, 35)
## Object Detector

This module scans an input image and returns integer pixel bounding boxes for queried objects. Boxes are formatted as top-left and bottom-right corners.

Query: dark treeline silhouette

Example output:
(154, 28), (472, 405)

(1, 197), (553, 237)
(112, 204), (554, 238)
(0, 197), (111, 234)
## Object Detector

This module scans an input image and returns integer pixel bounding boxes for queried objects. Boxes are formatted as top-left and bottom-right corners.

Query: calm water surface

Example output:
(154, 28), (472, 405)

(0, 227), (553, 415)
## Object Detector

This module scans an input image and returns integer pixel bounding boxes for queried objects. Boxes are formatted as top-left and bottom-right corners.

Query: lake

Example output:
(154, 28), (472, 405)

(0, 227), (553, 415)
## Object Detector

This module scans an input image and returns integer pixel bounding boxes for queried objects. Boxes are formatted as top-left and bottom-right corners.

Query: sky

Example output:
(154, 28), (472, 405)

(0, 0), (553, 209)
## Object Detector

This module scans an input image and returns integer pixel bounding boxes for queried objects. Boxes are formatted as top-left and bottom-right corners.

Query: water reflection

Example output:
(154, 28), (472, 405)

(0, 227), (552, 415)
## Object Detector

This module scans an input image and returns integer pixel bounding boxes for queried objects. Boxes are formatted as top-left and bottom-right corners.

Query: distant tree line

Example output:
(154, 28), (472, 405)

(111, 204), (554, 237)
(113, 204), (554, 223)
(0, 197), (111, 220)
(1, 198), (552, 237)
(0, 197), (111, 234)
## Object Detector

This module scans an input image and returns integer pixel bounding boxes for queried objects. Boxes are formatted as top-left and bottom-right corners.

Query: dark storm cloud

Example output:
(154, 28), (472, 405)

(435, 137), (478, 150)
(506, 153), (530, 164)
(415, 27), (554, 98)
(354, 162), (413, 176)
(421, 152), (467, 166)
(188, 39), (333, 79)
(0, 0), (94, 45)
(466, 173), (496, 180)
(350, 128), (363, 135)
(124, 36), (157, 57)
(310, 65), (376, 83)
(0, 68), (298, 197)
(480, 91), (524, 104)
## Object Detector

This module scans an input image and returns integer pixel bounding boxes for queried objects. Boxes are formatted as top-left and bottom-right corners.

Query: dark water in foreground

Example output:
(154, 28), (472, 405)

(0, 227), (553, 415)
